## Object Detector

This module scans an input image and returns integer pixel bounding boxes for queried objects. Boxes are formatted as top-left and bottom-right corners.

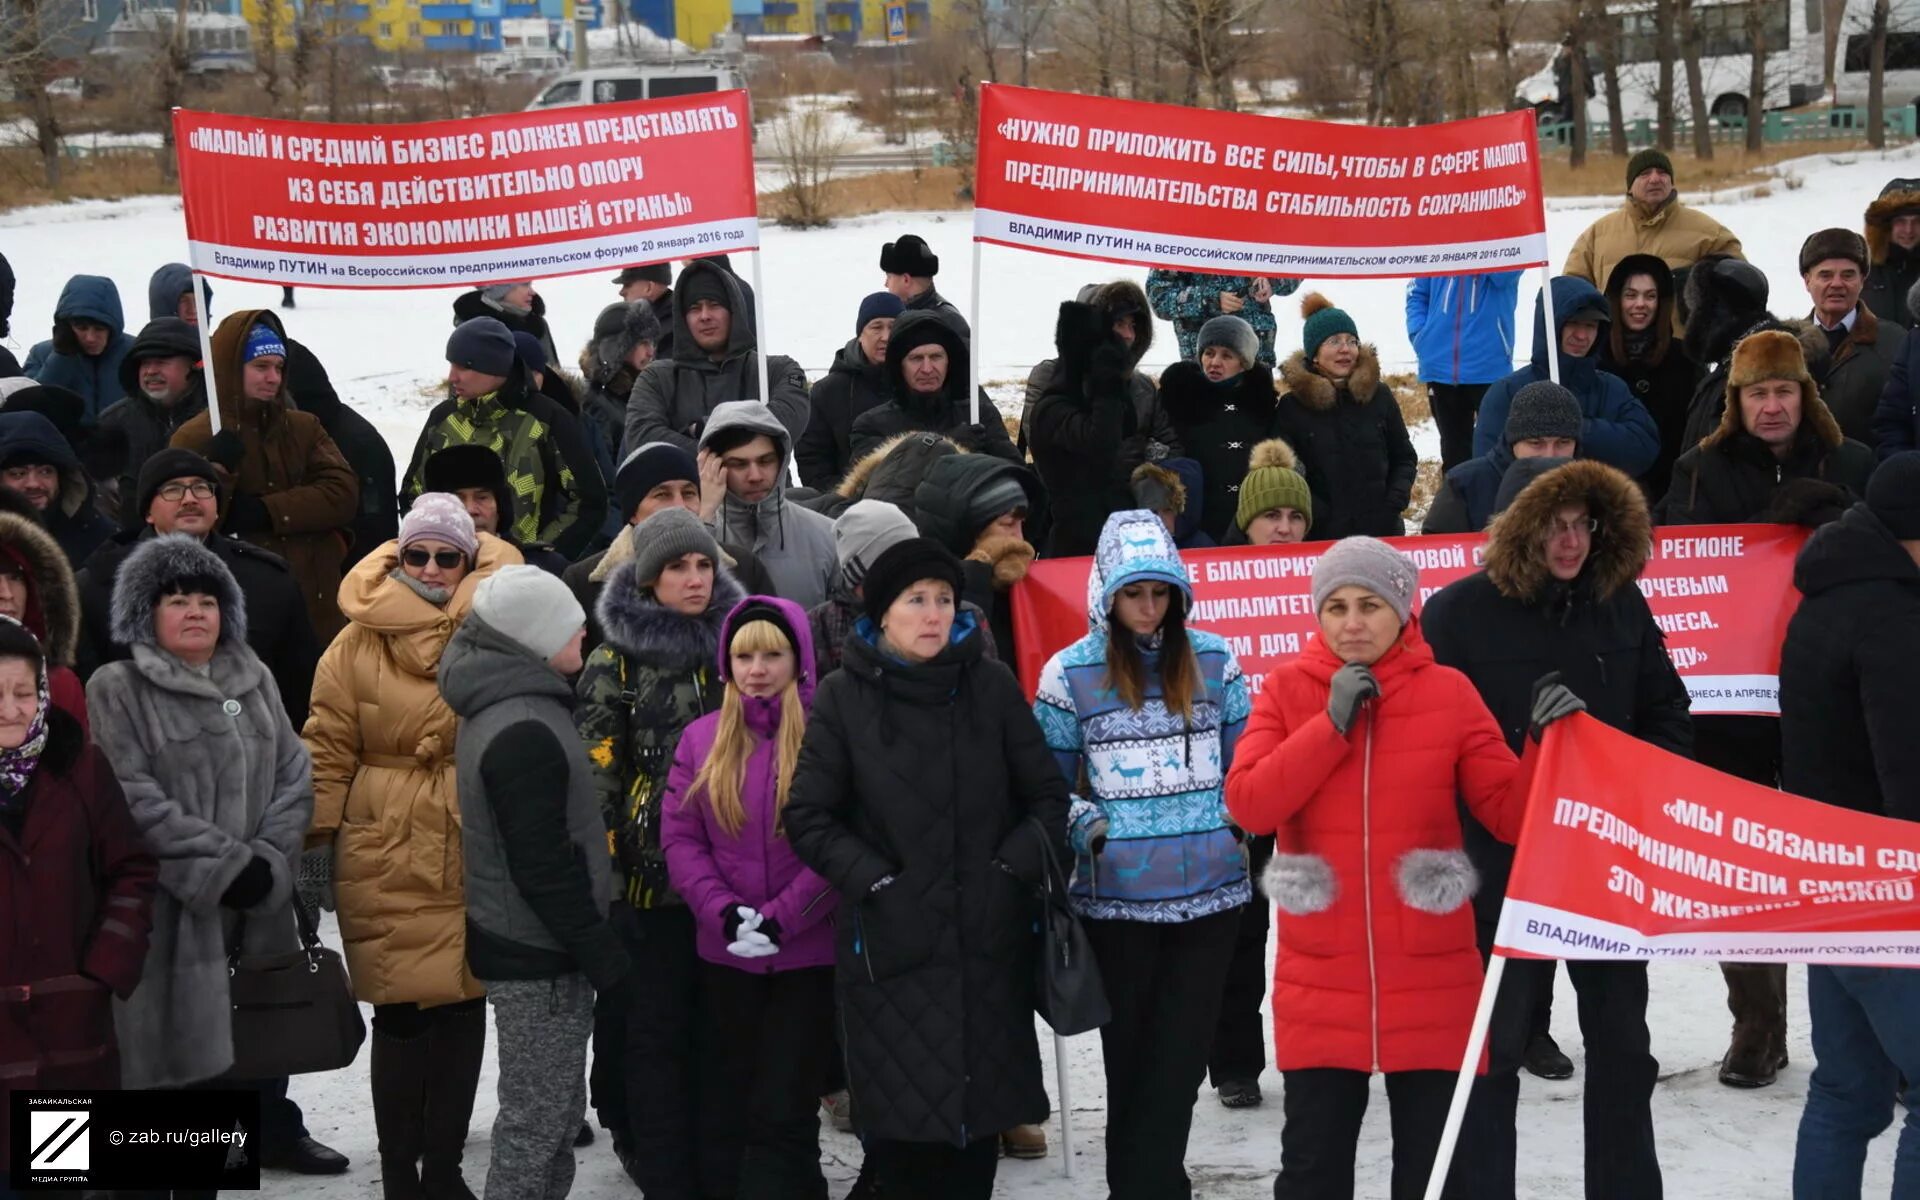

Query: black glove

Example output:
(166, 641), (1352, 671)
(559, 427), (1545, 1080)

(756, 916), (783, 947)
(1088, 340), (1132, 397)
(951, 423), (997, 453)
(225, 492), (272, 533)
(220, 856), (274, 909)
(721, 904), (750, 942)
(205, 428), (246, 473)
(1529, 671), (1588, 742)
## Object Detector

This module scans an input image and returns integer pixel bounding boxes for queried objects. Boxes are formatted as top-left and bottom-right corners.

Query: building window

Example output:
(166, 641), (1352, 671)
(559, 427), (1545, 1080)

(408, 20), (420, 33)
(477, 20), (491, 35)
(80, 0), (98, 20)
(378, 20), (391, 34)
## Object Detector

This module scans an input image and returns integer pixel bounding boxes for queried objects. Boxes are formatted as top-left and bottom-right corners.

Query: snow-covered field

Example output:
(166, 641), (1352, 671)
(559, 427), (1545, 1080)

(4, 138), (1919, 1195)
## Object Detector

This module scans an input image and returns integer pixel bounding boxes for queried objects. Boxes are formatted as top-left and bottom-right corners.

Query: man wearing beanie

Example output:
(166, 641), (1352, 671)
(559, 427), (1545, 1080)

(698, 401), (837, 608)
(1147, 269), (1299, 367)
(1426, 380), (1582, 534)
(1233, 438), (1313, 546)
(1563, 146), (1743, 302)
(1424, 459), (1687, 1197)
(452, 278), (558, 363)
(423, 443), (569, 577)
(914, 452), (1038, 664)
(1863, 177), (1920, 328)
(1780, 452), (1920, 1188)
(880, 234), (968, 335)
(403, 315), (608, 563)
(100, 317), (208, 509)
(849, 309), (1021, 466)
(441, 563), (629, 1200)
(621, 258), (809, 461)
(797, 291), (905, 488)
(1800, 227), (1897, 442)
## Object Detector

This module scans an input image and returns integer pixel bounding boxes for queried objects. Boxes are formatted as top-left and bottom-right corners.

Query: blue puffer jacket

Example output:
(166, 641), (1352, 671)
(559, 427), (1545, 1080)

(1471, 275), (1659, 476)
(1873, 318), (1920, 459)
(1406, 270), (1523, 386)
(23, 275), (134, 423)
(1031, 509), (1252, 923)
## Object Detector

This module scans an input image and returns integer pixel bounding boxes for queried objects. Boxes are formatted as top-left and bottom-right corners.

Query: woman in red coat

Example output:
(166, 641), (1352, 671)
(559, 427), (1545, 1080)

(0, 616), (157, 1174)
(1224, 536), (1581, 1200)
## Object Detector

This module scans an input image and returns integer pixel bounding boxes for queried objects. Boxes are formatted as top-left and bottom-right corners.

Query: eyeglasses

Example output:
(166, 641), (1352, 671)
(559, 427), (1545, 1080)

(157, 481), (216, 502)
(1320, 335), (1360, 351)
(1546, 517), (1599, 538)
(401, 548), (467, 570)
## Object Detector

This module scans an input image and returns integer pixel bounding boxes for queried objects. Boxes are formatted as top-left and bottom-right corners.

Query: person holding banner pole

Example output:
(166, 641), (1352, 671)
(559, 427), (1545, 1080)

(1422, 460), (1690, 1199)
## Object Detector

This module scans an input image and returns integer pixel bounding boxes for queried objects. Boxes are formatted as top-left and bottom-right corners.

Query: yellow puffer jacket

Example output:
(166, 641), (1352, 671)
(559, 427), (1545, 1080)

(303, 533), (522, 1007)
(1562, 196), (1744, 294)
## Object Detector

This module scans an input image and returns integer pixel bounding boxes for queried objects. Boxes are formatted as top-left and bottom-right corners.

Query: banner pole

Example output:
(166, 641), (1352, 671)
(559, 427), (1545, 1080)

(1054, 1030), (1073, 1178)
(1538, 263), (1562, 386)
(969, 240), (983, 426)
(1420, 952), (1507, 1200)
(747, 248), (793, 487)
(192, 272), (222, 435)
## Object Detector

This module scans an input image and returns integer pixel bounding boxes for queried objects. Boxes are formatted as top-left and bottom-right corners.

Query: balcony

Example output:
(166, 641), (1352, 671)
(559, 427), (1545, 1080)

(424, 30), (476, 48)
(762, 0), (796, 12)
(502, 2), (539, 13)
(824, 0), (856, 11)
(419, 4), (470, 19)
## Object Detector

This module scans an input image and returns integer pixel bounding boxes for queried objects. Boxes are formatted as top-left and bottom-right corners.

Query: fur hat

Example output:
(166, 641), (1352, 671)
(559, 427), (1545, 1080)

(1485, 460), (1650, 603)
(1311, 537), (1417, 626)
(1680, 255), (1773, 365)
(879, 234), (939, 277)
(1130, 461), (1186, 516)
(1300, 292), (1359, 363)
(1865, 177), (1920, 265)
(586, 301), (663, 382)
(1236, 439), (1313, 534)
(1799, 227), (1870, 277)
(109, 532), (248, 649)
(1198, 315), (1258, 369)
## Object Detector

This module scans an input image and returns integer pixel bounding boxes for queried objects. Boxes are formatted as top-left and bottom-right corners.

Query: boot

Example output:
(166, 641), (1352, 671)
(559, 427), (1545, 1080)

(1719, 962), (1789, 1087)
(420, 1002), (486, 1200)
(371, 1027), (431, 1200)
(999, 1124), (1047, 1159)
(1522, 1030), (1575, 1081)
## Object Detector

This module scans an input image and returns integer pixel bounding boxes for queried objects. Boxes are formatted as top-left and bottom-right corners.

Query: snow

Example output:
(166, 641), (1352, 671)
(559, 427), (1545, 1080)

(3, 135), (1919, 1196)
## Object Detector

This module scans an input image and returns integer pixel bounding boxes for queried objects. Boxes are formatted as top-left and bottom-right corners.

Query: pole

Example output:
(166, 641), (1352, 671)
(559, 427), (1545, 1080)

(1053, 1031), (1073, 1179)
(1420, 953), (1507, 1200)
(1537, 263), (1561, 384)
(968, 240), (982, 424)
(193, 272), (222, 435)
(749, 248), (795, 487)
(572, 0), (589, 68)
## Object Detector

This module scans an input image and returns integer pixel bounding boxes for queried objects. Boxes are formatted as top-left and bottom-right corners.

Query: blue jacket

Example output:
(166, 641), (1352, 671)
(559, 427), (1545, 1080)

(23, 275), (134, 423)
(1406, 270), (1523, 386)
(1031, 509), (1251, 923)
(1873, 324), (1920, 459)
(1471, 276), (1659, 476)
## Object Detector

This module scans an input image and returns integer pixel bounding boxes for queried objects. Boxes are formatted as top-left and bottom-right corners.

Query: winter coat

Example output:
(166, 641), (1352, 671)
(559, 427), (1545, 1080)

(1472, 276), (1660, 477)
(1807, 303), (1903, 445)
(1146, 270), (1296, 367)
(1420, 442), (1516, 535)
(0, 503), (90, 730)
(848, 311), (1019, 464)
(0, 707), (155, 1171)
(1027, 300), (1154, 557)
(105, 319), (207, 508)
(1406, 271), (1522, 386)
(620, 260), (809, 458)
(1598, 254), (1703, 501)
(807, 585), (997, 680)
(1223, 621), (1525, 1074)
(1874, 301), (1920, 459)
(801, 429), (962, 523)
(1863, 182), (1920, 330)
(452, 288), (558, 365)
(289, 340), (398, 569)
(1033, 511), (1252, 922)
(302, 535), (521, 1008)
(661, 595), (836, 972)
(442, 614), (629, 989)
(24, 276), (135, 423)
(86, 574), (311, 1088)
(796, 337), (892, 489)
(786, 614), (1069, 1146)
(170, 309), (359, 643)
(1274, 346), (1419, 540)
(914, 453), (1041, 661)
(1561, 196), (1743, 297)
(1019, 280), (1180, 457)
(904, 284), (969, 336)
(1780, 503), (1920, 822)
(576, 556), (743, 911)
(1424, 461), (1693, 915)
(1158, 363), (1281, 543)
(0, 411), (116, 567)
(699, 402), (838, 609)
(565, 533), (771, 655)
(146, 263), (198, 323)
(1658, 371), (1876, 526)
(401, 363), (607, 562)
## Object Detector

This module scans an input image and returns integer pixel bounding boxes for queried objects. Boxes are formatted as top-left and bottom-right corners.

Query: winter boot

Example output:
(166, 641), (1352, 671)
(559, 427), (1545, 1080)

(371, 1027), (430, 1200)
(420, 1001), (486, 1200)
(1215, 1079), (1263, 1108)
(1523, 1030), (1575, 1081)
(1719, 962), (1789, 1087)
(999, 1124), (1047, 1159)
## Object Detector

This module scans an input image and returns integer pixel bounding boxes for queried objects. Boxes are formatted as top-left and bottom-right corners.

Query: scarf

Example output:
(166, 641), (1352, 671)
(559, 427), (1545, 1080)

(0, 628), (51, 818)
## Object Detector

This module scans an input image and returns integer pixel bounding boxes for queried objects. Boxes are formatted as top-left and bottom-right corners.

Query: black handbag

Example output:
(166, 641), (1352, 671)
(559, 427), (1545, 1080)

(1026, 818), (1111, 1037)
(221, 896), (366, 1080)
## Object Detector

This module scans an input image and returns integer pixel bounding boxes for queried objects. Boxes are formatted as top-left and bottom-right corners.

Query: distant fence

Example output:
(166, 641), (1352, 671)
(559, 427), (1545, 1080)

(1537, 105), (1917, 149)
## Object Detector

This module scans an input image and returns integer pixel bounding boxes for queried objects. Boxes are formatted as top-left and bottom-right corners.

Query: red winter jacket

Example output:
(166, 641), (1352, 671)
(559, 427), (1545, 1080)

(1225, 619), (1523, 1075)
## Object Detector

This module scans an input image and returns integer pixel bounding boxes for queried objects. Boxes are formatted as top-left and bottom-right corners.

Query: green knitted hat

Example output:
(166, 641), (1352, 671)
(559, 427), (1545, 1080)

(1235, 438), (1313, 534)
(1300, 292), (1358, 363)
(1626, 148), (1673, 191)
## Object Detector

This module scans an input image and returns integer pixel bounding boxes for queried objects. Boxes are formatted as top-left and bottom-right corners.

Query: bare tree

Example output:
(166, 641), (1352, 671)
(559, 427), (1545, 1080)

(1568, 30), (1590, 167)
(1159, 0), (1261, 108)
(1868, 0), (1890, 147)
(1655, 0), (1677, 147)
(1744, 0), (1767, 150)
(157, 0), (192, 183)
(0, 0), (77, 189)
(1052, 0), (1121, 94)
(1004, 0), (1055, 87)
(1485, 0), (1525, 107)
(1678, 0), (1714, 159)
(769, 101), (851, 227)
(1596, 0), (1628, 155)
(256, 0), (286, 110)
(953, 0), (1001, 82)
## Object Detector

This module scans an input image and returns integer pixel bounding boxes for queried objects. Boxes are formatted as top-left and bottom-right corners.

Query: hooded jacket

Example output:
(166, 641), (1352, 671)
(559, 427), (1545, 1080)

(801, 429), (962, 523)
(904, 284), (969, 335)
(0, 252), (17, 377)
(24, 275), (135, 422)
(1780, 503), (1920, 821)
(661, 595), (836, 972)
(1159, 360), (1282, 543)
(1032, 511), (1252, 923)
(1597, 254), (1702, 501)
(1807, 301), (1900, 445)
(1406, 270), (1523, 386)
(101, 319), (207, 510)
(145, 264), (200, 323)
(1561, 194), (1743, 297)
(0, 498), (90, 729)
(797, 336), (893, 489)
(848, 310), (1019, 464)
(452, 288), (558, 365)
(1019, 280), (1180, 463)
(1874, 280), (1920, 459)
(698, 401), (838, 609)
(1677, 255), (1783, 454)
(302, 534), (521, 1008)
(0, 411), (116, 567)
(579, 300), (666, 500)
(915, 452), (1041, 660)
(1471, 276), (1660, 477)
(1274, 343), (1419, 540)
(1863, 180), (1920, 329)
(1420, 441), (1516, 535)
(288, 341), (398, 568)
(620, 260), (809, 458)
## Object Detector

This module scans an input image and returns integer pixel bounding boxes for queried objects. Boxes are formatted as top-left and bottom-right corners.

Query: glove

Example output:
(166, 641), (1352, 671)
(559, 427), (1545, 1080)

(721, 904), (760, 943)
(225, 492), (272, 534)
(220, 856), (274, 909)
(950, 423), (997, 454)
(205, 428), (246, 472)
(295, 846), (335, 914)
(725, 906), (780, 959)
(1326, 662), (1380, 736)
(1088, 340), (1132, 396)
(1529, 672), (1587, 741)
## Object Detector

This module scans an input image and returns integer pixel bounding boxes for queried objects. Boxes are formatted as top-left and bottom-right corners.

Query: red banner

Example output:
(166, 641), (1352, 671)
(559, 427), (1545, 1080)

(173, 94), (758, 290)
(973, 84), (1549, 277)
(1009, 527), (1805, 717)
(1495, 715), (1920, 964)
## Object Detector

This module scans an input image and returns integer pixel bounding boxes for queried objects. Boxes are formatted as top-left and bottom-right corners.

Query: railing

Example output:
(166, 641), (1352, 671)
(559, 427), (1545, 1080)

(1536, 105), (1917, 148)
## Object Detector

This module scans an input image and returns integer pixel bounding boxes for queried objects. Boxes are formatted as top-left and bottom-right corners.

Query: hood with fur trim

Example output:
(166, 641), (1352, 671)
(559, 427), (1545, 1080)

(1157, 358), (1279, 425)
(0, 503), (79, 667)
(1483, 460), (1650, 603)
(108, 531), (248, 649)
(1278, 344), (1382, 411)
(1083, 279), (1154, 369)
(594, 552), (745, 670)
(1708, 328), (1844, 452)
(1865, 180), (1920, 265)
(833, 430), (963, 505)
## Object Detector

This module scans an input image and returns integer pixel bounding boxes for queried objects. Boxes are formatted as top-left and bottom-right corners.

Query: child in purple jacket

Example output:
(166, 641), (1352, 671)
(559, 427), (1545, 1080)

(662, 593), (838, 1199)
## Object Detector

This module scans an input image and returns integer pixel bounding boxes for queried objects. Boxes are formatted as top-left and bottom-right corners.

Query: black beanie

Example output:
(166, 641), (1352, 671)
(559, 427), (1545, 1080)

(862, 537), (964, 626)
(615, 442), (700, 522)
(424, 443), (515, 532)
(879, 235), (939, 277)
(446, 316), (516, 376)
(1626, 148), (1673, 191)
(1868, 451), (1920, 540)
(677, 267), (732, 312)
(135, 448), (222, 521)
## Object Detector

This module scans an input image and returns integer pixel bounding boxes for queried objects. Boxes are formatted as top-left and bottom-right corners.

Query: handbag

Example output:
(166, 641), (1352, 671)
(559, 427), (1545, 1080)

(221, 895), (366, 1080)
(1026, 818), (1111, 1037)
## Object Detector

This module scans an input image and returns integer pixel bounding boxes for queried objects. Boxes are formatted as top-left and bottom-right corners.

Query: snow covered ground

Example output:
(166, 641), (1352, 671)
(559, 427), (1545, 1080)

(4, 137), (1920, 1195)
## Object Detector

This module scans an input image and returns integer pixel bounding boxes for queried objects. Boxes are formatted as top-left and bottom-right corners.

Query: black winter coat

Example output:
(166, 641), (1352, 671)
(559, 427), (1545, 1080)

(796, 338), (891, 489)
(914, 453), (1042, 661)
(287, 340), (398, 570)
(1658, 428), (1876, 526)
(1598, 341), (1700, 503)
(1273, 348), (1418, 540)
(1420, 443), (1513, 535)
(1780, 503), (1920, 821)
(786, 622), (1068, 1147)
(848, 312), (1018, 465)
(1865, 246), (1920, 331)
(1159, 362), (1281, 543)
(1027, 301), (1142, 558)
(1810, 304), (1904, 446)
(96, 383), (206, 522)
(1874, 318), (1920, 459)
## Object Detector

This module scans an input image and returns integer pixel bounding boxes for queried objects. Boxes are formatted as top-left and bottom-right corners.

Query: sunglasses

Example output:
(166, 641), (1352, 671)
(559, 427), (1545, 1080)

(402, 548), (467, 570)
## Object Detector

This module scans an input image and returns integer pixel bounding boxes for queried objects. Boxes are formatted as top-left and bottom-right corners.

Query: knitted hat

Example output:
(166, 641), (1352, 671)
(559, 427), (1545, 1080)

(512, 331), (547, 377)
(1626, 148), (1673, 190)
(1504, 381), (1584, 447)
(242, 322), (286, 363)
(614, 442), (700, 522)
(135, 447), (221, 520)
(1311, 536), (1418, 626)
(1799, 227), (1870, 276)
(856, 291), (906, 334)
(1867, 451), (1920, 540)
(677, 268), (732, 311)
(862, 537), (964, 625)
(629, 506), (721, 589)
(446, 317), (516, 376)
(612, 263), (672, 287)
(834, 499), (919, 592)
(963, 474), (1030, 541)
(879, 235), (939, 277)
(1198, 315), (1258, 368)
(472, 565), (584, 662)
(398, 492), (478, 558)
(1235, 438), (1313, 533)
(1300, 293), (1359, 362)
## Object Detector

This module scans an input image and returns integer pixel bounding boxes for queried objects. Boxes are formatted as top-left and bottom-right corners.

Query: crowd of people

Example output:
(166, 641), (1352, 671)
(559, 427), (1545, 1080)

(0, 143), (1917, 1200)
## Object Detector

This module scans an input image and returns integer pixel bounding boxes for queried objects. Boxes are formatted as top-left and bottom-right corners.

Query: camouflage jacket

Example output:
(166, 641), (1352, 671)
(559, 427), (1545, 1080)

(1144, 270), (1299, 368)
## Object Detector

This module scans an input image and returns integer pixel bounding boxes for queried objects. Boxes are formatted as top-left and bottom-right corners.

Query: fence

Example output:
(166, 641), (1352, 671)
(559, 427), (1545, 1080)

(1536, 105), (1917, 149)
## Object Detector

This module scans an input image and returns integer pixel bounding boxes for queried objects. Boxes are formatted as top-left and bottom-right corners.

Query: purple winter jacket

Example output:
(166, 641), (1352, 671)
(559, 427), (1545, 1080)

(662, 595), (837, 972)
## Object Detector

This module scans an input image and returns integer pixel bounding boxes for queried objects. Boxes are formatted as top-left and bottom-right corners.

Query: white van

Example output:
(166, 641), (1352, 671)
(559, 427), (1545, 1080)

(524, 63), (746, 111)
(1833, 28), (1920, 111)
